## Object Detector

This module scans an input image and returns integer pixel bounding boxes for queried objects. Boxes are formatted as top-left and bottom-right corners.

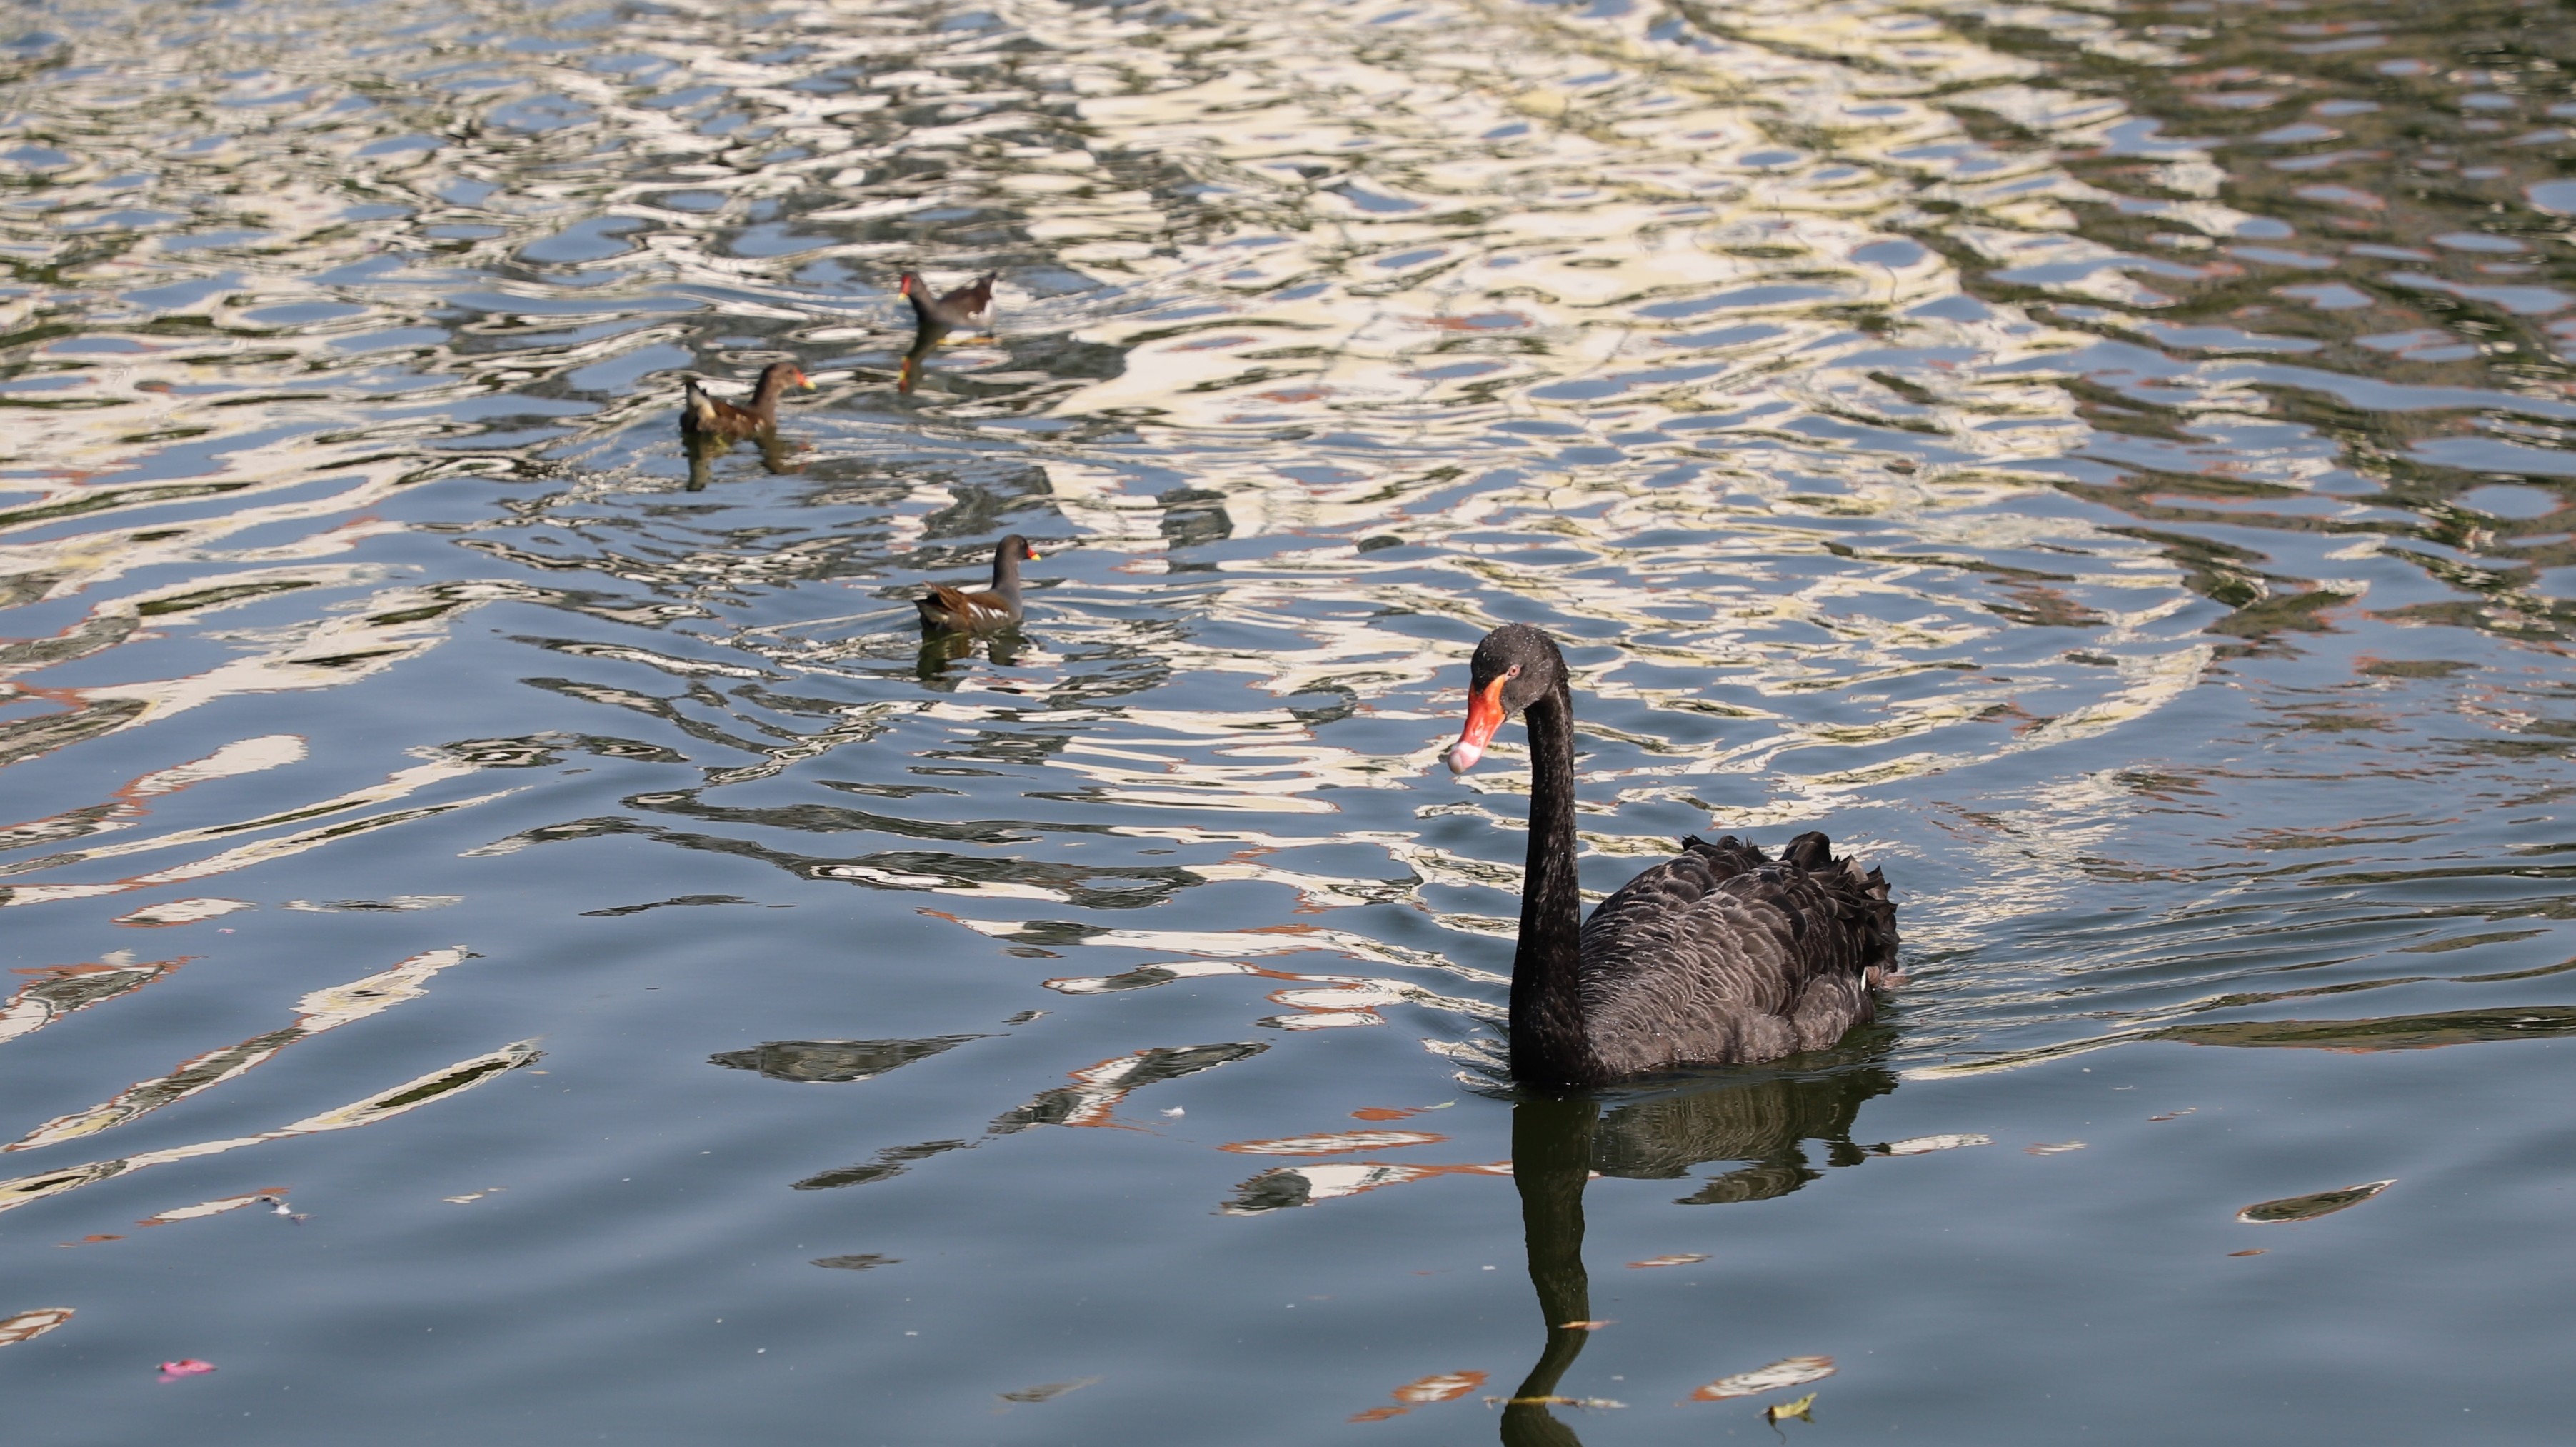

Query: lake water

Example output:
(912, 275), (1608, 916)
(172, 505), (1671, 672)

(5, 0), (2575, 1441)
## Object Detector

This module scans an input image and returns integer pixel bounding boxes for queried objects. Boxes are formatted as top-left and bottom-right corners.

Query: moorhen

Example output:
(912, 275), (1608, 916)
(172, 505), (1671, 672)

(681, 361), (812, 441)
(916, 534), (1041, 633)
(898, 271), (997, 393)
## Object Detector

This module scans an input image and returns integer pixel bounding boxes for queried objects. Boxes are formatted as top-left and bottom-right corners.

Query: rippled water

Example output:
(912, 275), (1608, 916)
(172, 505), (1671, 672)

(6, 0), (2576, 1439)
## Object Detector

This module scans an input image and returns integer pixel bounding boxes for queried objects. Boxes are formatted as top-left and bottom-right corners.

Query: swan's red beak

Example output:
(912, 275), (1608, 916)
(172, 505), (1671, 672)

(1448, 675), (1508, 774)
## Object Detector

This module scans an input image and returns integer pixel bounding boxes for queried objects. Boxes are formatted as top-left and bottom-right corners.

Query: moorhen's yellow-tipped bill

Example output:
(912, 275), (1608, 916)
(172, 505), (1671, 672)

(1448, 674), (1509, 773)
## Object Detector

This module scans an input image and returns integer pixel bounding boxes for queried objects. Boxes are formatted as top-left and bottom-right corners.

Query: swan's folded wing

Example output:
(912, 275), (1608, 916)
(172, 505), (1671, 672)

(1578, 840), (1896, 1071)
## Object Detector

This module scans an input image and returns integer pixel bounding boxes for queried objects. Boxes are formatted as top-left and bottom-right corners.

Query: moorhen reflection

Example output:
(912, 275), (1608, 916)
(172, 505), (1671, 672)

(1445, 624), (1900, 1086)
(1502, 1056), (1897, 1446)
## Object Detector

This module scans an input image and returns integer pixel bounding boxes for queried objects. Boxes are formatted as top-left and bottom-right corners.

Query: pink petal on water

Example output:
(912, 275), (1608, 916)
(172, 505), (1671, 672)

(156, 1358), (216, 1378)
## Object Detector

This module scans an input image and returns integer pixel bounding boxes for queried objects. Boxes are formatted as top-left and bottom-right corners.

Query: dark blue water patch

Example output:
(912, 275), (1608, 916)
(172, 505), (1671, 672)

(728, 224), (840, 259)
(1328, 185), (1423, 214)
(1527, 377), (1625, 401)
(241, 301), (369, 327)
(159, 228), (272, 252)
(1639, 284), (1841, 319)
(61, 208), (189, 232)
(489, 94), (596, 133)
(357, 133), (445, 157)
(519, 216), (646, 266)
(564, 342), (696, 395)
(1852, 239), (1928, 269)
(1660, 321), (1790, 351)
(333, 326), (451, 354)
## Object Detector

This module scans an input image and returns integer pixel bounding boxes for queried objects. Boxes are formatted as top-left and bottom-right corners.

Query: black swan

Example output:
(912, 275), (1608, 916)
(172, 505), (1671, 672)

(681, 361), (810, 441)
(898, 271), (997, 394)
(1445, 623), (1899, 1087)
(915, 534), (1040, 633)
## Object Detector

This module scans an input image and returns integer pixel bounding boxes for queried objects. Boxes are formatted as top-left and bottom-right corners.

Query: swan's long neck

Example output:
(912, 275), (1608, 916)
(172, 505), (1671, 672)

(1510, 673), (1592, 1086)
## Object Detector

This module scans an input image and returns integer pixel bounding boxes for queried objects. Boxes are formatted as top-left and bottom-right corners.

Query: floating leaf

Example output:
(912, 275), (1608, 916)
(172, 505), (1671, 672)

(2025, 1141), (2086, 1156)
(1766, 1392), (1818, 1424)
(139, 1188), (294, 1227)
(0, 1307), (72, 1346)
(997, 1376), (1099, 1404)
(2237, 1178), (2394, 1224)
(156, 1358), (215, 1379)
(1392, 1371), (1485, 1405)
(1220, 1130), (1447, 1156)
(2148, 1108), (2197, 1121)
(1879, 1133), (1991, 1156)
(1627, 1253), (1710, 1269)
(2227, 1248), (2267, 1257)
(1688, 1356), (1835, 1402)
(1353, 1368), (1489, 1418)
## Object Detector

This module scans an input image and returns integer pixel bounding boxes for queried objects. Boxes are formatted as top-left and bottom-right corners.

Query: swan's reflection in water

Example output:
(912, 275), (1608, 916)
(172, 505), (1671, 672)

(1505, 1047), (1895, 1446)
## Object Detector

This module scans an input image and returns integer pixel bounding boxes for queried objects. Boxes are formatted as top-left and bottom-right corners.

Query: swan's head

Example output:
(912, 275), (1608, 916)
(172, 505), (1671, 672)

(1447, 623), (1565, 773)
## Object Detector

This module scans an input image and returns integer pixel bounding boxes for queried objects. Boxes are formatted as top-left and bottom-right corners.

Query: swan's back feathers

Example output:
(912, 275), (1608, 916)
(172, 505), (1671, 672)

(1575, 831), (1897, 1077)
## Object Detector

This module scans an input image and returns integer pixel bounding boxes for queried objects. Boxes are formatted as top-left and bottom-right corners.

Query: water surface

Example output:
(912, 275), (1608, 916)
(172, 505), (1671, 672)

(4, 0), (2576, 1440)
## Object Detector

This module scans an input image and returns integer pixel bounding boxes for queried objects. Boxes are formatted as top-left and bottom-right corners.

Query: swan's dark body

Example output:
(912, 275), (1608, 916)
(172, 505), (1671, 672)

(1448, 624), (1898, 1088)
(915, 534), (1038, 633)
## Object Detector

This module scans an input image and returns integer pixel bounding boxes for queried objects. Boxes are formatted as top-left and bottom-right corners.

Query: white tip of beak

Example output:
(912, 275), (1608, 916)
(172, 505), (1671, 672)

(1446, 741), (1484, 774)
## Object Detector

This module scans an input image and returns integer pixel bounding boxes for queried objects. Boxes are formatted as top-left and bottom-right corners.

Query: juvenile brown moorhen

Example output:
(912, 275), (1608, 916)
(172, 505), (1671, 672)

(898, 271), (998, 393)
(681, 361), (811, 441)
(1446, 623), (1900, 1086)
(916, 534), (1041, 633)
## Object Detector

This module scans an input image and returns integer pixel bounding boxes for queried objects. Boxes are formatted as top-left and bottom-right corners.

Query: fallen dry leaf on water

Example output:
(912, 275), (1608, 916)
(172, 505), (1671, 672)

(2227, 1249), (2267, 1257)
(2237, 1178), (2394, 1224)
(1688, 1356), (1835, 1402)
(2025, 1141), (2087, 1156)
(0, 1307), (73, 1347)
(139, 1188), (294, 1227)
(1766, 1391), (1818, 1424)
(2148, 1108), (2197, 1122)
(157, 1359), (215, 1380)
(1877, 1133), (1992, 1156)
(996, 1376), (1098, 1404)
(1558, 1319), (1614, 1331)
(1219, 1130), (1447, 1156)
(1626, 1253), (1709, 1269)
(1350, 1370), (1486, 1421)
